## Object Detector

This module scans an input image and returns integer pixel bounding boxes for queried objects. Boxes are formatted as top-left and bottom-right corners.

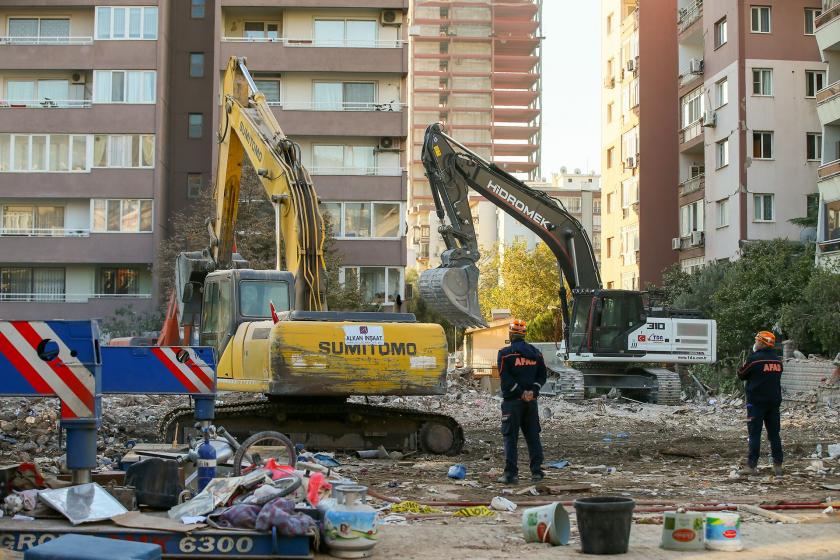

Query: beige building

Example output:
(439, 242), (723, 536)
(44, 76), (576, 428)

(407, 0), (543, 271)
(600, 0), (679, 291)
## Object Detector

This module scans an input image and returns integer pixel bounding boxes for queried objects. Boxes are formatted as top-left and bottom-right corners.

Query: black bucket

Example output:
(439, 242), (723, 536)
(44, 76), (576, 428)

(573, 496), (636, 554)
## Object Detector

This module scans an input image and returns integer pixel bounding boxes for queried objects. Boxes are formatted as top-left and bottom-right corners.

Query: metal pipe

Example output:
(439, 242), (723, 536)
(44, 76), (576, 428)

(71, 469), (92, 485)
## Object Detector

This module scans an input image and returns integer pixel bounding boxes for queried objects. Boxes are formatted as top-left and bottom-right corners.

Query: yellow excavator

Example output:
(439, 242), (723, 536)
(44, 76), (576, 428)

(162, 57), (462, 454)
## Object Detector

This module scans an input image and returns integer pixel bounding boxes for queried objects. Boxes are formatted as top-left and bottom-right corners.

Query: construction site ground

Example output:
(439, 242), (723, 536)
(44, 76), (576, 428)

(1, 377), (838, 558)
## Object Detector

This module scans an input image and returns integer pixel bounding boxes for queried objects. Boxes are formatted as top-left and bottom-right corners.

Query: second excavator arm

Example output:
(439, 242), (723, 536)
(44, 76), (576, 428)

(418, 123), (601, 328)
(178, 57), (326, 323)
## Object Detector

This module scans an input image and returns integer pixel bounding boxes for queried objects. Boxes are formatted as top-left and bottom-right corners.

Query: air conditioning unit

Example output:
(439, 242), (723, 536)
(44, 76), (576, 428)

(702, 112), (717, 128)
(672, 237), (682, 250)
(71, 72), (86, 84)
(691, 230), (705, 246)
(689, 58), (704, 74)
(378, 137), (398, 150)
(381, 9), (404, 25)
(625, 156), (637, 168)
(626, 58), (636, 72)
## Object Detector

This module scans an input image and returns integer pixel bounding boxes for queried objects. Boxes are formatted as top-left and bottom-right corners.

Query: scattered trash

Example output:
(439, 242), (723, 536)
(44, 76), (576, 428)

(39, 483), (128, 525)
(490, 496), (517, 512)
(390, 501), (441, 514)
(548, 460), (569, 469)
(447, 463), (466, 479)
(453, 505), (495, 517)
(823, 505), (835, 514)
(705, 512), (743, 551)
(828, 444), (840, 459)
(660, 511), (705, 550)
(380, 514), (408, 525)
(575, 497), (635, 554)
(112, 511), (205, 532)
(522, 502), (570, 546)
(617, 432), (631, 439)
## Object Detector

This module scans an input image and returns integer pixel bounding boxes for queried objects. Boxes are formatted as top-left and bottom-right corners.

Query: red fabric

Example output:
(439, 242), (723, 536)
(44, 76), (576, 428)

(157, 290), (182, 346)
(270, 301), (280, 324)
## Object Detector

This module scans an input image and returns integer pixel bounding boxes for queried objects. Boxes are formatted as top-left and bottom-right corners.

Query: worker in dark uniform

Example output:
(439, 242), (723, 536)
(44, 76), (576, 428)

(496, 319), (547, 485)
(737, 330), (784, 477)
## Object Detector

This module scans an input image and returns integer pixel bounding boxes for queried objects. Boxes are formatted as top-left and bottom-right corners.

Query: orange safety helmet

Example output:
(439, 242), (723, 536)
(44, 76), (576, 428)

(755, 330), (776, 348)
(509, 319), (527, 337)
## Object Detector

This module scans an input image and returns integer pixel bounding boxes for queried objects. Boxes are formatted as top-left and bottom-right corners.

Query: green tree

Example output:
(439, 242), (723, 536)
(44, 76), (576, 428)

(781, 267), (840, 356)
(100, 304), (164, 339)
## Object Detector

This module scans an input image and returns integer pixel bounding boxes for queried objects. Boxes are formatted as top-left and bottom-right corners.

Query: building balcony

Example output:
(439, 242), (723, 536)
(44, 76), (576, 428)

(220, 39), (407, 74)
(679, 121), (703, 152)
(677, 0), (703, 34)
(817, 81), (840, 126)
(221, 0), (407, 6)
(0, 234), (155, 264)
(314, 172), (405, 201)
(678, 173), (705, 197)
(817, 2), (840, 51)
(0, 227), (89, 238)
(0, 295), (154, 321)
(818, 158), (840, 180)
(0, 40), (157, 70)
(0, 36), (92, 46)
(0, 104), (155, 134)
(269, 106), (405, 137)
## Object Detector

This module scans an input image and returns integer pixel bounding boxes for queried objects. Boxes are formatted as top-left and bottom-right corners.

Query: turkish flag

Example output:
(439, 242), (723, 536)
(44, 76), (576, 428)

(270, 300), (280, 324)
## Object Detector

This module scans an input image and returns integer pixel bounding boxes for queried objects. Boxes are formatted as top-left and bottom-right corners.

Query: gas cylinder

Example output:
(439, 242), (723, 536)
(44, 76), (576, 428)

(196, 433), (217, 492)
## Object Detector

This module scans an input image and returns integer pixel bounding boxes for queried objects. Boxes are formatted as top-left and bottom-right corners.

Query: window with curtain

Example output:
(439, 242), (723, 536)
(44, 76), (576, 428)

(359, 267), (386, 302)
(346, 20), (377, 47)
(99, 268), (139, 295)
(373, 203), (400, 237)
(93, 71), (156, 103)
(313, 145), (344, 171)
(6, 81), (36, 102)
(92, 199), (153, 232)
(314, 20), (346, 46)
(341, 267), (402, 304)
(0, 134), (89, 172)
(95, 6), (158, 40)
(254, 79), (281, 103)
(0, 267), (64, 301)
(313, 82), (343, 110)
(314, 19), (377, 47)
(93, 134), (154, 168)
(321, 202), (342, 235)
(8, 18), (69, 43)
(344, 203), (371, 237)
(343, 82), (376, 110)
(0, 205), (65, 236)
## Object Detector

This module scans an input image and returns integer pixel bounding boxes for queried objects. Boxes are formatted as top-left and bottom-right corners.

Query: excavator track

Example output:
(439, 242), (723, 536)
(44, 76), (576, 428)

(644, 368), (682, 406)
(550, 367), (585, 402)
(159, 398), (465, 456)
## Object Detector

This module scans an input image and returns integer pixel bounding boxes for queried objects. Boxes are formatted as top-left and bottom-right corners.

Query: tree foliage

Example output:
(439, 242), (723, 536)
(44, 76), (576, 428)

(100, 305), (163, 339)
(780, 267), (840, 357)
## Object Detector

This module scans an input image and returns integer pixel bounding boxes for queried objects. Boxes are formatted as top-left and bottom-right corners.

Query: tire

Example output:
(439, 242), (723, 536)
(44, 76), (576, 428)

(232, 431), (297, 476)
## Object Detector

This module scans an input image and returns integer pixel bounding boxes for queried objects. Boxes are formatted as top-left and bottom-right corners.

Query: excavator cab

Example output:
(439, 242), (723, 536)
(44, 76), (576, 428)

(567, 290), (646, 355)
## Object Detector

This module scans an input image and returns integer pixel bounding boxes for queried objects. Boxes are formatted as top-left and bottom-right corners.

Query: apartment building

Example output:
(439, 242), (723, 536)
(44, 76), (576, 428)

(673, 0), (824, 272)
(407, 0), (542, 271)
(0, 3), (168, 320)
(0, 0), (410, 319)
(601, 0), (679, 290)
(815, 1), (840, 268)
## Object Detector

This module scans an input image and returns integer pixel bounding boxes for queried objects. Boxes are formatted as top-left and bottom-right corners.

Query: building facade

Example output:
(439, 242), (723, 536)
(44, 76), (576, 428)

(601, 0), (679, 290)
(0, 0), (410, 319)
(815, 0), (840, 269)
(674, 0), (824, 272)
(407, 0), (542, 271)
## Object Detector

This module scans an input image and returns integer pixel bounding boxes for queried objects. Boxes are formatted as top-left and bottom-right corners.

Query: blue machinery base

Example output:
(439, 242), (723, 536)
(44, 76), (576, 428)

(0, 519), (313, 559)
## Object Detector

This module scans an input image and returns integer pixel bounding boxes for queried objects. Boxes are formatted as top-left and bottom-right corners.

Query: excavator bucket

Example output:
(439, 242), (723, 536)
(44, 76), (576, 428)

(418, 263), (486, 329)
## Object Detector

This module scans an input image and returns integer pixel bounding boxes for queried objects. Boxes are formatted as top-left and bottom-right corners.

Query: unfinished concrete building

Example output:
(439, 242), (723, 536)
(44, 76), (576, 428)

(407, 0), (543, 270)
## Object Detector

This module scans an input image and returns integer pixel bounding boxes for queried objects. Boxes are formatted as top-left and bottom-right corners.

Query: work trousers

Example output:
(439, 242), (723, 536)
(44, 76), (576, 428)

(501, 399), (544, 477)
(746, 401), (783, 467)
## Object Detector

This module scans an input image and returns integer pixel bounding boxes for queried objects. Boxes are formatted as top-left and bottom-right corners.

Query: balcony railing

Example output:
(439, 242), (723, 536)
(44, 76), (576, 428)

(818, 239), (840, 253)
(679, 120), (702, 144)
(678, 0), (703, 33)
(310, 167), (403, 176)
(221, 37), (405, 48)
(679, 173), (705, 197)
(267, 101), (404, 112)
(679, 71), (702, 88)
(816, 81), (840, 104)
(817, 1), (840, 29)
(0, 293), (151, 303)
(0, 227), (90, 237)
(818, 158), (840, 179)
(0, 36), (93, 46)
(0, 99), (92, 109)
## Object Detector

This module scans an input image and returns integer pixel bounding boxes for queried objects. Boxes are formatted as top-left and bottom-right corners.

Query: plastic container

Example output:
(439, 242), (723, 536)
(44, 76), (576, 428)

(573, 496), (636, 555)
(322, 484), (378, 558)
(705, 512), (743, 551)
(125, 458), (183, 509)
(521, 502), (570, 546)
(24, 534), (161, 560)
(660, 511), (705, 550)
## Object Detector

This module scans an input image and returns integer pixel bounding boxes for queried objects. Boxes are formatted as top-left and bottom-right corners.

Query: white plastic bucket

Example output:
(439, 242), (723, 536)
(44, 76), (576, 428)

(660, 511), (705, 550)
(521, 502), (570, 546)
(705, 512), (743, 551)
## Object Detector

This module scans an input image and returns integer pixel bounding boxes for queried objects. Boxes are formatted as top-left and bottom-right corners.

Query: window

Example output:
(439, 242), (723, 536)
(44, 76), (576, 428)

(751, 6), (771, 33)
(0, 134), (88, 172)
(752, 68), (773, 95)
(93, 70), (156, 103)
(805, 8), (822, 35)
(99, 268), (138, 295)
(753, 193), (774, 222)
(187, 173), (203, 199)
(607, 102), (614, 123)
(5, 78), (74, 106)
(313, 82), (376, 110)
(620, 226), (639, 265)
(606, 147), (614, 168)
(314, 19), (377, 48)
(716, 198), (729, 228)
(752, 131), (773, 159)
(681, 88), (704, 127)
(606, 192), (614, 214)
(681, 257), (705, 274)
(240, 280), (290, 317)
(593, 200), (601, 215)
(312, 145), (375, 174)
(714, 17), (727, 48)
(191, 0), (206, 19)
(559, 197), (582, 213)
(244, 22), (280, 40)
(621, 178), (639, 209)
(188, 114), (203, 138)
(807, 193), (820, 222)
(324, 202), (402, 238)
(341, 267), (403, 304)
(189, 53), (205, 78)
(95, 7), (158, 40)
(622, 127), (639, 163)
(715, 78), (728, 108)
(826, 199), (840, 241)
(716, 139), (729, 168)
(807, 133), (823, 161)
(91, 199), (153, 232)
(606, 13), (613, 34)
(1, 205), (64, 235)
(0, 267), (65, 301)
(93, 135), (154, 168)
(254, 78), (281, 103)
(806, 70), (826, 97)
(606, 237), (613, 258)
(8, 17), (69, 43)
(679, 201), (704, 237)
